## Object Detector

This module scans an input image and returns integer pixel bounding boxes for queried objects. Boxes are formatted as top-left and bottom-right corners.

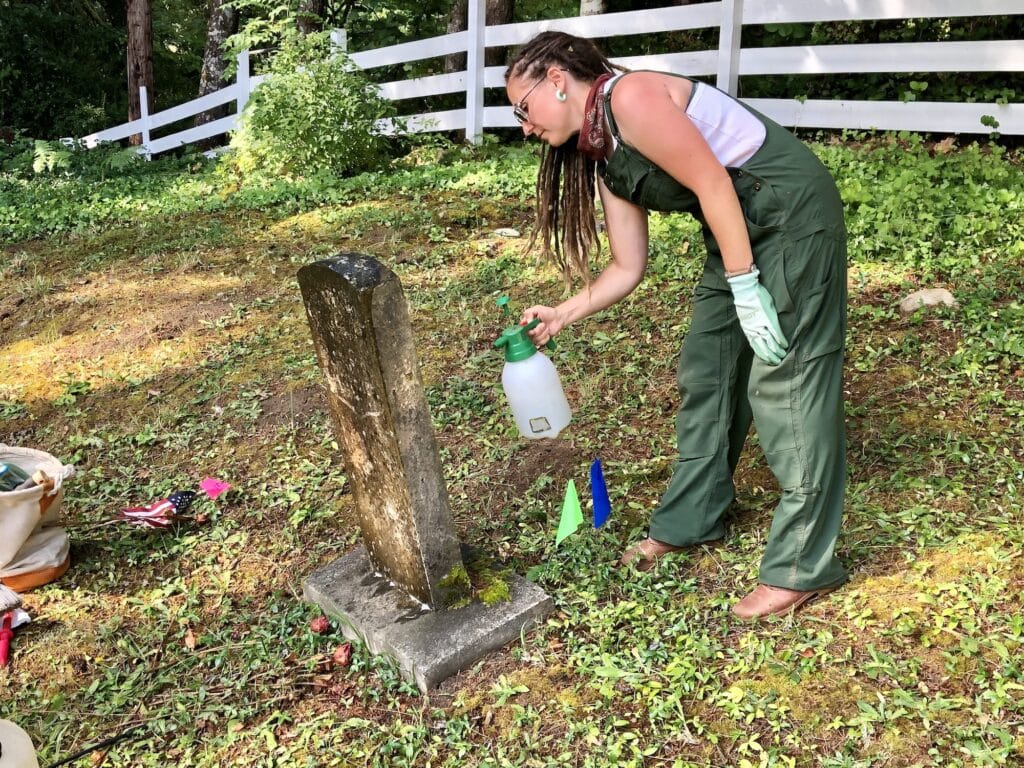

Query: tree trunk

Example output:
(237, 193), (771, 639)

(444, 0), (515, 73)
(194, 0), (238, 124)
(126, 0), (154, 145)
(195, 0), (239, 133)
(297, 0), (326, 35)
(579, 0), (606, 14)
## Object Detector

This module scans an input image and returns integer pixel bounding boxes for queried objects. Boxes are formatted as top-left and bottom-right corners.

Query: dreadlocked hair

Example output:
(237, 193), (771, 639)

(505, 32), (626, 286)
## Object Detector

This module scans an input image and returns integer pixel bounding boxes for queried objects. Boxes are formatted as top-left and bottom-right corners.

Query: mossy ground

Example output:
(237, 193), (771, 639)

(1, 136), (1023, 767)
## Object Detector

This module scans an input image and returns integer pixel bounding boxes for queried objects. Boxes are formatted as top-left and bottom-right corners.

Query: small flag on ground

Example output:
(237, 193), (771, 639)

(117, 490), (197, 528)
(556, 480), (583, 545)
(199, 477), (232, 499)
(590, 458), (611, 529)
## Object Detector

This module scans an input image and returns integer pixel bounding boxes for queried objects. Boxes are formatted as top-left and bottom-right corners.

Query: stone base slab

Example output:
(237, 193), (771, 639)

(303, 545), (554, 692)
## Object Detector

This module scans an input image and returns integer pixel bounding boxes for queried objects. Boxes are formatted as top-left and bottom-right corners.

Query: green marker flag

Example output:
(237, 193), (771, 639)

(556, 479), (583, 545)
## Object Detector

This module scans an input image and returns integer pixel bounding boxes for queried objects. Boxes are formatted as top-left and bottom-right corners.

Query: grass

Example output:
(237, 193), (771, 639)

(1, 133), (1023, 767)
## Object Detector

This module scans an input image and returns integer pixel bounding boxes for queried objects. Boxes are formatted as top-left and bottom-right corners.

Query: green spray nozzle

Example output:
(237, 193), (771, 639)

(494, 317), (555, 362)
(494, 296), (555, 358)
(497, 295), (511, 319)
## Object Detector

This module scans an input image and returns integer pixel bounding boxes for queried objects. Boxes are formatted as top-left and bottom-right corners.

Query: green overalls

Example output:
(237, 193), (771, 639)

(599, 77), (848, 591)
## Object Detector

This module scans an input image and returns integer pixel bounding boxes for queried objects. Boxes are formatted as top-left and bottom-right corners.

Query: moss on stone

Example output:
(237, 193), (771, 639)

(478, 574), (512, 606)
(438, 563), (472, 609)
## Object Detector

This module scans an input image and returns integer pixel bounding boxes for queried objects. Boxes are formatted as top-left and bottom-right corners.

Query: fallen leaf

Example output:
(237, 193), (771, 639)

(310, 615), (330, 634)
(184, 627), (197, 651)
(933, 136), (956, 154)
(313, 673), (334, 688)
(332, 643), (352, 668)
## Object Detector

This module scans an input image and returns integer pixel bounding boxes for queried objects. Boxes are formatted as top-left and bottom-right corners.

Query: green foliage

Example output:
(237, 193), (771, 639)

(0, 0), (125, 137)
(0, 136), (147, 181)
(226, 0), (455, 59)
(816, 134), (1024, 281)
(227, 31), (398, 178)
(0, 0), (208, 139)
(31, 140), (73, 174)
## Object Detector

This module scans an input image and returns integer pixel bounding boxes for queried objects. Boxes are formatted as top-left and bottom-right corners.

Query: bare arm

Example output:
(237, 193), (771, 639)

(522, 178), (648, 345)
(610, 72), (753, 275)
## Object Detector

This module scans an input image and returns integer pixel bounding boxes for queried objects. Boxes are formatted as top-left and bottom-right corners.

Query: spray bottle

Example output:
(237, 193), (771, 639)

(493, 297), (571, 439)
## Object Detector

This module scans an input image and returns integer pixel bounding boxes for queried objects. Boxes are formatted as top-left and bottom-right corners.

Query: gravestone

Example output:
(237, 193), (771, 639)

(298, 253), (552, 692)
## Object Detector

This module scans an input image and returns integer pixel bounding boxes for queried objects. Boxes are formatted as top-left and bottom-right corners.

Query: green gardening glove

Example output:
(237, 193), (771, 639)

(727, 266), (789, 365)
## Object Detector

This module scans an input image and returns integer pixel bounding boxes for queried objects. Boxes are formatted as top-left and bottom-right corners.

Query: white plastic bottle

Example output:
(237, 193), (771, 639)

(494, 320), (571, 439)
(0, 720), (40, 768)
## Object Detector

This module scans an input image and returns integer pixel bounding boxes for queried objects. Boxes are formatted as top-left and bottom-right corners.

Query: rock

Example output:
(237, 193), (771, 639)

(491, 228), (521, 238)
(898, 288), (957, 316)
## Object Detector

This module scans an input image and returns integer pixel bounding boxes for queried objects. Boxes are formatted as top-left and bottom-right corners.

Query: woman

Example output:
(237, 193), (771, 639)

(505, 32), (848, 619)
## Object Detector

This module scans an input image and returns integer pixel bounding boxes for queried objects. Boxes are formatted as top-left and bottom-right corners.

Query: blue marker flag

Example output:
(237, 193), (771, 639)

(590, 458), (611, 529)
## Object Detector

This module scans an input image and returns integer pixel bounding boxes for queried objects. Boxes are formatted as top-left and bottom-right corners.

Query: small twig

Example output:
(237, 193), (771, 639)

(44, 724), (147, 768)
(45, 617), (178, 767)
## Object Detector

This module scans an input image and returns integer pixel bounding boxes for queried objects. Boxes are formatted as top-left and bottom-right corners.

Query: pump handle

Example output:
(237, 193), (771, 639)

(522, 318), (556, 350)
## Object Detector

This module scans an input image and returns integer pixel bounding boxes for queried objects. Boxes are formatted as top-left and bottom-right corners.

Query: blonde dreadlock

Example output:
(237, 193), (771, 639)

(505, 32), (626, 286)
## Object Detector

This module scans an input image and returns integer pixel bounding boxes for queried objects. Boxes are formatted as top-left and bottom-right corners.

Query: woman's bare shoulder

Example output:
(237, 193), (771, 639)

(610, 71), (693, 112)
(608, 72), (695, 146)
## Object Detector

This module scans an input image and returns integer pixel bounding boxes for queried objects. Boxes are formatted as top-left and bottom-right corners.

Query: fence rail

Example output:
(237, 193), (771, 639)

(81, 1), (1024, 156)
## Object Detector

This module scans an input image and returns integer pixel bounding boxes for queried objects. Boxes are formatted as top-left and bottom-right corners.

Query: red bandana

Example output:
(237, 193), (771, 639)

(576, 73), (614, 161)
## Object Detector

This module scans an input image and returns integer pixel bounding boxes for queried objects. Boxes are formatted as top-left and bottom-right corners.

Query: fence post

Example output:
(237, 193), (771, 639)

(465, 0), (486, 144)
(331, 28), (348, 53)
(236, 50), (251, 119)
(138, 85), (152, 159)
(716, 0), (743, 96)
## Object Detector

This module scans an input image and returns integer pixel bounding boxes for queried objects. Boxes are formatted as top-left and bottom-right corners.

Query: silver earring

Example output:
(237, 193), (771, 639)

(555, 89), (567, 102)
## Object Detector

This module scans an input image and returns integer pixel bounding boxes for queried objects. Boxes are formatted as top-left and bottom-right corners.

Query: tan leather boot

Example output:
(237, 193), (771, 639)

(732, 583), (839, 619)
(619, 537), (687, 571)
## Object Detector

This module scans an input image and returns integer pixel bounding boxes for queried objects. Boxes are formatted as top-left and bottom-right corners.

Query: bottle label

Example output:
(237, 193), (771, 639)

(529, 417), (551, 433)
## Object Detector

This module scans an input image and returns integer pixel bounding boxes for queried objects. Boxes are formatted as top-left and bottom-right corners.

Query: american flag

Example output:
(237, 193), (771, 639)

(117, 490), (197, 528)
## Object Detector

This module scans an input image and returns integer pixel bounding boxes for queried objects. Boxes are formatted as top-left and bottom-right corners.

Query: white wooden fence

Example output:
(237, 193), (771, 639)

(82, 0), (1024, 155)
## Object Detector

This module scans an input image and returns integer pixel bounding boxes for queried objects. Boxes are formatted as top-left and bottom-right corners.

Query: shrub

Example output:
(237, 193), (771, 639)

(229, 31), (398, 179)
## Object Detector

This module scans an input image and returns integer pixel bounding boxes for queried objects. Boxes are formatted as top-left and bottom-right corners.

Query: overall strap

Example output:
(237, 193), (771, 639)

(601, 75), (626, 142)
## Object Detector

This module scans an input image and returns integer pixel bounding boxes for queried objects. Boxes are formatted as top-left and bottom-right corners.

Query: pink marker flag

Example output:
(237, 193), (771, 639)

(200, 477), (232, 499)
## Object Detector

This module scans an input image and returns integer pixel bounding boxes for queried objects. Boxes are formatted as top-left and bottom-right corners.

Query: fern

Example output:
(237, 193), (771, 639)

(32, 140), (72, 174)
(102, 147), (144, 175)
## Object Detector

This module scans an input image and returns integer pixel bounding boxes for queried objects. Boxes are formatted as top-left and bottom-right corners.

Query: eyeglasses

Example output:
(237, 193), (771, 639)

(512, 75), (548, 124)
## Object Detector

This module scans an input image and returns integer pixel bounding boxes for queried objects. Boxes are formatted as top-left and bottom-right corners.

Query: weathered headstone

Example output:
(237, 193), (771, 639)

(298, 253), (552, 691)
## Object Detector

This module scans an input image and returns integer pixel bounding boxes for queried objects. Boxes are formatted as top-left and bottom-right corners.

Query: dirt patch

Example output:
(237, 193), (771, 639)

(500, 438), (580, 498)
(0, 293), (25, 323)
(256, 383), (327, 431)
(66, 298), (233, 361)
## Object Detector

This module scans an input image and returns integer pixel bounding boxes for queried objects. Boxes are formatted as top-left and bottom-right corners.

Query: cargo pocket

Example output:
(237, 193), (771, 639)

(797, 272), (844, 362)
(784, 230), (847, 362)
(733, 171), (794, 315)
(748, 225), (793, 315)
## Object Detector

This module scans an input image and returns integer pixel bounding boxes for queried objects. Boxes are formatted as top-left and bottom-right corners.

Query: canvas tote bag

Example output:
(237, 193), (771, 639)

(0, 444), (75, 591)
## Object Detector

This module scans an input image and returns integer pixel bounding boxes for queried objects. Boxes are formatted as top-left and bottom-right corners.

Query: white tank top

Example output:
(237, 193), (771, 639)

(605, 75), (766, 168)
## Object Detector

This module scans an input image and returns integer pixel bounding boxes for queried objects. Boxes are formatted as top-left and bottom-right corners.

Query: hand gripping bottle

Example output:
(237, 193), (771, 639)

(494, 318), (571, 439)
